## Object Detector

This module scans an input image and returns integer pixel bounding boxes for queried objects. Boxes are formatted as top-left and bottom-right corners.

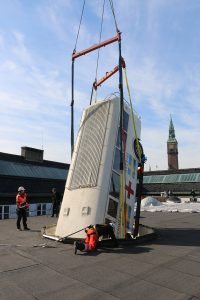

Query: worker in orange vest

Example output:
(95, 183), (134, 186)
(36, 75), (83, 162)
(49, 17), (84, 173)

(16, 186), (30, 231)
(74, 225), (98, 254)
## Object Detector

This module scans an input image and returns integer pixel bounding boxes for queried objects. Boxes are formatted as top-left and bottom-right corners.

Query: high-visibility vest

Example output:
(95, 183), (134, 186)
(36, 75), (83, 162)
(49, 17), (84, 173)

(16, 193), (27, 208)
(85, 228), (98, 250)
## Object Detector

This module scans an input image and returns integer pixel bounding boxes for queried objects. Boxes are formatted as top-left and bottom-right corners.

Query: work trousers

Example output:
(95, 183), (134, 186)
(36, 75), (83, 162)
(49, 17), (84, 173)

(76, 241), (97, 252)
(16, 208), (27, 229)
(52, 203), (59, 217)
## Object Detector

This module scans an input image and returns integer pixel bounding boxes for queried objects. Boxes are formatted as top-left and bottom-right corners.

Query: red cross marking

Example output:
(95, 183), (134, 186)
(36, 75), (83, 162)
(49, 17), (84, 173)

(125, 181), (134, 199)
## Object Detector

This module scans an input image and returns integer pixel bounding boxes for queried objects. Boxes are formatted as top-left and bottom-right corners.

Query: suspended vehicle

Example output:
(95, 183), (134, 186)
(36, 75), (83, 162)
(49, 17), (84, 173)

(44, 0), (147, 241)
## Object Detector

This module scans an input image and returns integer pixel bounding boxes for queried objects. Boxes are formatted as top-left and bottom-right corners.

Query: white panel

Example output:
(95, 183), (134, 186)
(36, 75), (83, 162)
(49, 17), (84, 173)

(69, 101), (110, 189)
(55, 96), (141, 239)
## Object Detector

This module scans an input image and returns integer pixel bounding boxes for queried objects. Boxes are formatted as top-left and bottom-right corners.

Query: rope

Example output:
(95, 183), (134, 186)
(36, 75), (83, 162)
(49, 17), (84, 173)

(89, 84), (94, 105)
(95, 0), (105, 82)
(122, 126), (127, 237)
(91, 0), (105, 104)
(119, 169), (124, 238)
(123, 67), (141, 161)
(118, 25), (125, 238)
(71, 60), (74, 156)
(74, 0), (86, 51)
(71, 0), (86, 154)
(108, 0), (119, 33)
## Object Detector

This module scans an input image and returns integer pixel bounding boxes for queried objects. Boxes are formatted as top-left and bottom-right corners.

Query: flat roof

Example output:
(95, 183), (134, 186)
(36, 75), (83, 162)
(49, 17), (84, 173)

(0, 152), (69, 169)
(0, 160), (68, 180)
(1, 213), (200, 299)
(0, 151), (69, 180)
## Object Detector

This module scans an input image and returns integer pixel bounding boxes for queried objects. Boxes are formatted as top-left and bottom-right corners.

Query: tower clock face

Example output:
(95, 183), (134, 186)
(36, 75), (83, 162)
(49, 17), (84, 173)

(168, 142), (177, 151)
(168, 143), (178, 154)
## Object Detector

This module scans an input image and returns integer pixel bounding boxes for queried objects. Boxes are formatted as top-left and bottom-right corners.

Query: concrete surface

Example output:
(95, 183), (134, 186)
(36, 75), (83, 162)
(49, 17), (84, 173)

(0, 212), (200, 300)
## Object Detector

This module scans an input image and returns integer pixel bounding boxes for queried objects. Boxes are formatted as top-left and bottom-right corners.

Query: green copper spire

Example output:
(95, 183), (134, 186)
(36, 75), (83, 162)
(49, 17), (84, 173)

(168, 115), (177, 142)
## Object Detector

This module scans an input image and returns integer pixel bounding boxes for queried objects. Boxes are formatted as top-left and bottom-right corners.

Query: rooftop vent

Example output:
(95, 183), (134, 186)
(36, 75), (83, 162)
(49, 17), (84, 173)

(21, 146), (44, 162)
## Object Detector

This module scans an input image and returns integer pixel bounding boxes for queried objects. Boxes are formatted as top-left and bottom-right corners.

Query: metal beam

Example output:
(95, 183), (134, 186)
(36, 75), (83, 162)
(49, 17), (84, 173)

(72, 33), (120, 60)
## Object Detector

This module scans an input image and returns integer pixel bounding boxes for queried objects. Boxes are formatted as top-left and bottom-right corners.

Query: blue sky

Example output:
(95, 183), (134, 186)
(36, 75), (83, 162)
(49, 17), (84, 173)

(0, 0), (200, 170)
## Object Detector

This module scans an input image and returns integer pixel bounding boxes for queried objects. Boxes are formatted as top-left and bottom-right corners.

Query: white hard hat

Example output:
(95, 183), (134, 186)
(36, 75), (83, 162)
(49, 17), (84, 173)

(18, 186), (25, 192)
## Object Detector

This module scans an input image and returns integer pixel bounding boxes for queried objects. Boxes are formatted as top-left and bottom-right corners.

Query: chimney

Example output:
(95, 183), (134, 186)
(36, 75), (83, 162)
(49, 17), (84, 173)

(21, 146), (44, 162)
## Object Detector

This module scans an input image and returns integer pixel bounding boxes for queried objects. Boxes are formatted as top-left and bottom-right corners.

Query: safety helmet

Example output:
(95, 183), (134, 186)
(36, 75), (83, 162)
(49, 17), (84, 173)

(18, 186), (25, 192)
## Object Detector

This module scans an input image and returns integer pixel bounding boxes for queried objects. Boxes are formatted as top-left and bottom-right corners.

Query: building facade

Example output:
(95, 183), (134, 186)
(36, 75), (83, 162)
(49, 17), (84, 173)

(143, 168), (200, 198)
(0, 147), (69, 219)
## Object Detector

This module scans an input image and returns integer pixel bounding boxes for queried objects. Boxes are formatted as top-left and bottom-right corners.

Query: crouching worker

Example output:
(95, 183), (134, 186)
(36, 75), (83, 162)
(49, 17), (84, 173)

(74, 225), (98, 255)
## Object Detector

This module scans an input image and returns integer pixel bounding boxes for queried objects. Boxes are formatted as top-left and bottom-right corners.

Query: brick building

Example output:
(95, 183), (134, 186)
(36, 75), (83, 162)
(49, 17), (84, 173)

(167, 116), (179, 170)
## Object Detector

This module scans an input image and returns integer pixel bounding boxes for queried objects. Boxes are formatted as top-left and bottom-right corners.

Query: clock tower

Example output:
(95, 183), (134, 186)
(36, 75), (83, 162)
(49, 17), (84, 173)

(167, 117), (179, 170)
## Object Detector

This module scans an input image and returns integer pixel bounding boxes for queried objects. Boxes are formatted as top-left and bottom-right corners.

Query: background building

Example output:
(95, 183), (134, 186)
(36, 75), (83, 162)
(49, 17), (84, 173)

(143, 118), (199, 198)
(143, 168), (200, 198)
(0, 147), (69, 219)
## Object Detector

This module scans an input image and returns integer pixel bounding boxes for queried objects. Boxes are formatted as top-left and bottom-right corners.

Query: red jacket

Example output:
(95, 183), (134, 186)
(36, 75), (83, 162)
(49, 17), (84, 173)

(16, 193), (28, 208)
(85, 228), (98, 250)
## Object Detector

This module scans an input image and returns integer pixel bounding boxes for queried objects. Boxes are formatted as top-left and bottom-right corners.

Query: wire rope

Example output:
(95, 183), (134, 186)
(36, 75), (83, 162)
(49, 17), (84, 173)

(108, 0), (119, 33)
(74, 0), (86, 51)
(91, 0), (106, 104)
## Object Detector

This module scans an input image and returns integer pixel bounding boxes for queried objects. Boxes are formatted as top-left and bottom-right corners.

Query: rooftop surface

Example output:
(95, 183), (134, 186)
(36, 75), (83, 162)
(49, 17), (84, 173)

(1, 212), (200, 300)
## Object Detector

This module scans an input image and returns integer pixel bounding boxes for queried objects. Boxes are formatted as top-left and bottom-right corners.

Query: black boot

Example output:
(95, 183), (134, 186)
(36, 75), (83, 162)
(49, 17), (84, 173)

(24, 227), (30, 230)
(76, 241), (85, 251)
